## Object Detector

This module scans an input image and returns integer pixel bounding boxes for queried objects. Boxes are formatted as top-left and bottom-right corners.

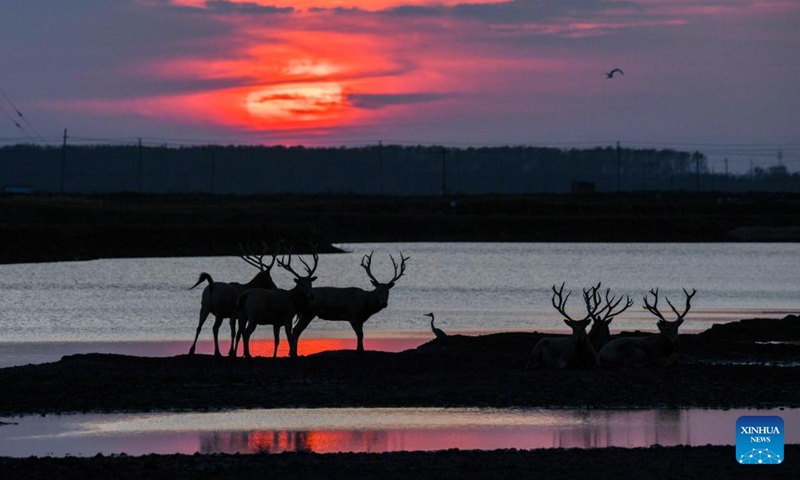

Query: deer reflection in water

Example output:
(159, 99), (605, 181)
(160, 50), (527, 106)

(200, 429), (390, 454)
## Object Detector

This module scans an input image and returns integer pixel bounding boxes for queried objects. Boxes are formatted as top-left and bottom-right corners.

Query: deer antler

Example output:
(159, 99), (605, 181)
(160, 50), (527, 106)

(552, 282), (599, 322)
(296, 246), (319, 278)
(665, 288), (697, 325)
(643, 288), (669, 323)
(361, 251), (380, 284)
(238, 242), (275, 272)
(597, 288), (634, 323)
(389, 253), (410, 283)
(644, 288), (695, 324)
(279, 253), (318, 279)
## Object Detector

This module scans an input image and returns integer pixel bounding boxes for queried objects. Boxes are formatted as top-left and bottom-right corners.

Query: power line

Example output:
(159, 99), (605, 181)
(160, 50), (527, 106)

(0, 84), (48, 145)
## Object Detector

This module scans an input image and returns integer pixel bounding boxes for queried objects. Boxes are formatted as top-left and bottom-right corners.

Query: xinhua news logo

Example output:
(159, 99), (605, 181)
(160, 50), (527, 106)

(736, 416), (784, 465)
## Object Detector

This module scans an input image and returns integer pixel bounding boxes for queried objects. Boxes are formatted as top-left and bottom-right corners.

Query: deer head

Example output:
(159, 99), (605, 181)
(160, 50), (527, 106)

(643, 287), (696, 343)
(361, 251), (410, 309)
(278, 249), (319, 302)
(238, 242), (279, 288)
(584, 282), (634, 351)
(551, 282), (598, 346)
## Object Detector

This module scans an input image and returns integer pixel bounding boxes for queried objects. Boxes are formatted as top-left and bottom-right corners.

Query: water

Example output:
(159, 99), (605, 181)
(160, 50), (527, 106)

(0, 407), (795, 457)
(0, 243), (797, 364)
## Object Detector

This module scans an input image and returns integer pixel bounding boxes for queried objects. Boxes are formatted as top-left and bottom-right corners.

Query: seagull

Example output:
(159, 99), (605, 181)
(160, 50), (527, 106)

(605, 68), (624, 79)
(424, 312), (447, 340)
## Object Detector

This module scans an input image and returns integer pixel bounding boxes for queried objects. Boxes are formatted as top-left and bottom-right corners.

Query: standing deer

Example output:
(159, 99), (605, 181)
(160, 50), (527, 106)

(586, 283), (634, 352)
(526, 283), (602, 370)
(598, 288), (696, 368)
(234, 252), (319, 359)
(290, 252), (410, 356)
(188, 245), (277, 357)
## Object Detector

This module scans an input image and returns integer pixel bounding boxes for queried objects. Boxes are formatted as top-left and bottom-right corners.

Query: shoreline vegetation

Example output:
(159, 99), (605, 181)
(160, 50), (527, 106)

(1, 191), (800, 264)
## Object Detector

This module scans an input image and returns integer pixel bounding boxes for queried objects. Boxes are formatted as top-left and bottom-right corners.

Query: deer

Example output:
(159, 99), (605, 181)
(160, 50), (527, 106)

(234, 252), (319, 359)
(586, 283), (634, 352)
(525, 283), (603, 370)
(188, 245), (278, 357)
(598, 288), (696, 368)
(289, 251), (410, 356)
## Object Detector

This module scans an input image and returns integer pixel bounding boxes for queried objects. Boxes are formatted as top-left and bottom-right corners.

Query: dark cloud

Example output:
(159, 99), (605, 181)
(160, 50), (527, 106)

(203, 1), (293, 15)
(349, 93), (453, 110)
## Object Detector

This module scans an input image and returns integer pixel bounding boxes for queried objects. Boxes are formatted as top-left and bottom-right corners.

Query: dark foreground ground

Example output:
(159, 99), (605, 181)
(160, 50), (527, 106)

(1, 446), (797, 480)
(2, 191), (800, 263)
(1, 316), (798, 477)
(1, 316), (799, 415)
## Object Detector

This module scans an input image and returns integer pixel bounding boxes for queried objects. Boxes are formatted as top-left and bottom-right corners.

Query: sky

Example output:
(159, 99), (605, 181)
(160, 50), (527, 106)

(1, 0), (799, 171)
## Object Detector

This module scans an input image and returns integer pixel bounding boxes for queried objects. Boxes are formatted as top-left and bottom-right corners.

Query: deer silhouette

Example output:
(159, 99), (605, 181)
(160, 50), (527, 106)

(526, 283), (602, 370)
(234, 252), (319, 359)
(598, 288), (696, 368)
(188, 245), (277, 357)
(290, 252), (409, 356)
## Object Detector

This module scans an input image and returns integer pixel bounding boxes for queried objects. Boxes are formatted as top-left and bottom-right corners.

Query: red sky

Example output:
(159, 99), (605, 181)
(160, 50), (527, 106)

(1, 0), (799, 169)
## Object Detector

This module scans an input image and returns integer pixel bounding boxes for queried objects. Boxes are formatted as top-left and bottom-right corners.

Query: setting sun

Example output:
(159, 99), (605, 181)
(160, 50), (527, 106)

(246, 82), (346, 125)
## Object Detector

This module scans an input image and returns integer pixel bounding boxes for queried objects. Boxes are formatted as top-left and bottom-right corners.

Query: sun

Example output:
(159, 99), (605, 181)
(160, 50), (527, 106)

(246, 82), (346, 126)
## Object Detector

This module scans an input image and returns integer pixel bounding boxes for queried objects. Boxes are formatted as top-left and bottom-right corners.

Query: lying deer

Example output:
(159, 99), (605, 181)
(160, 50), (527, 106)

(598, 288), (696, 368)
(188, 245), (277, 357)
(234, 252), (318, 359)
(290, 251), (410, 356)
(526, 283), (602, 370)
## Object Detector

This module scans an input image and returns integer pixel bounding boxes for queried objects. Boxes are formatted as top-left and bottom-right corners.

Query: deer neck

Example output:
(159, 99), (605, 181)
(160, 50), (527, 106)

(247, 273), (276, 290)
(289, 285), (312, 310)
(654, 331), (679, 355)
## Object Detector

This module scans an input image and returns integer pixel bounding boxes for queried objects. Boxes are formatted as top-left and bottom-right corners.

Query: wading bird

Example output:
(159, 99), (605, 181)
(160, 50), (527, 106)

(425, 312), (447, 340)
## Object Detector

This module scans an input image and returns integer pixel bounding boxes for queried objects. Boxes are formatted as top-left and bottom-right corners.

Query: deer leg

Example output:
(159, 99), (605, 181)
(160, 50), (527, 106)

(272, 324), (281, 358)
(243, 321), (258, 359)
(290, 312), (314, 358)
(211, 315), (226, 357)
(351, 321), (365, 353)
(189, 305), (211, 355)
(233, 316), (247, 358)
(227, 318), (237, 357)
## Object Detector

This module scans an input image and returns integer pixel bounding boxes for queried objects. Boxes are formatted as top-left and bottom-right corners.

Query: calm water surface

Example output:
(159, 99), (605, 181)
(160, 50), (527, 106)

(0, 407), (795, 457)
(0, 243), (797, 365)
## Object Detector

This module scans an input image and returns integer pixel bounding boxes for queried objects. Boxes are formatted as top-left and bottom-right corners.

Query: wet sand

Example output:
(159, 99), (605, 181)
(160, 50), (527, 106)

(1, 316), (798, 478)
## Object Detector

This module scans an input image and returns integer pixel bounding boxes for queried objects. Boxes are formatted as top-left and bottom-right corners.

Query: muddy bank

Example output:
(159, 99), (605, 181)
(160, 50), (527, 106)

(1, 445), (796, 479)
(1, 316), (798, 416)
(2, 191), (800, 263)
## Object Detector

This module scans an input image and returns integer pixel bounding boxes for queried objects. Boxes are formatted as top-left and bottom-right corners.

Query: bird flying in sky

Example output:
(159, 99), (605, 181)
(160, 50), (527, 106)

(606, 68), (624, 79)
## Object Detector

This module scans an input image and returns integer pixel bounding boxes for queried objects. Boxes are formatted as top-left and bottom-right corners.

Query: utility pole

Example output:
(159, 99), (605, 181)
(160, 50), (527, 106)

(209, 146), (216, 194)
(724, 158), (729, 177)
(694, 151), (702, 190)
(778, 149), (783, 166)
(137, 137), (143, 193)
(378, 141), (383, 195)
(616, 141), (621, 192)
(750, 158), (754, 180)
(441, 148), (447, 196)
(60, 129), (67, 194)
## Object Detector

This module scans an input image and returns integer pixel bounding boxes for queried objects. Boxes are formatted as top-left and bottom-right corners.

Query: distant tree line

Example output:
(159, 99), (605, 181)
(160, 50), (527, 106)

(0, 144), (797, 194)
